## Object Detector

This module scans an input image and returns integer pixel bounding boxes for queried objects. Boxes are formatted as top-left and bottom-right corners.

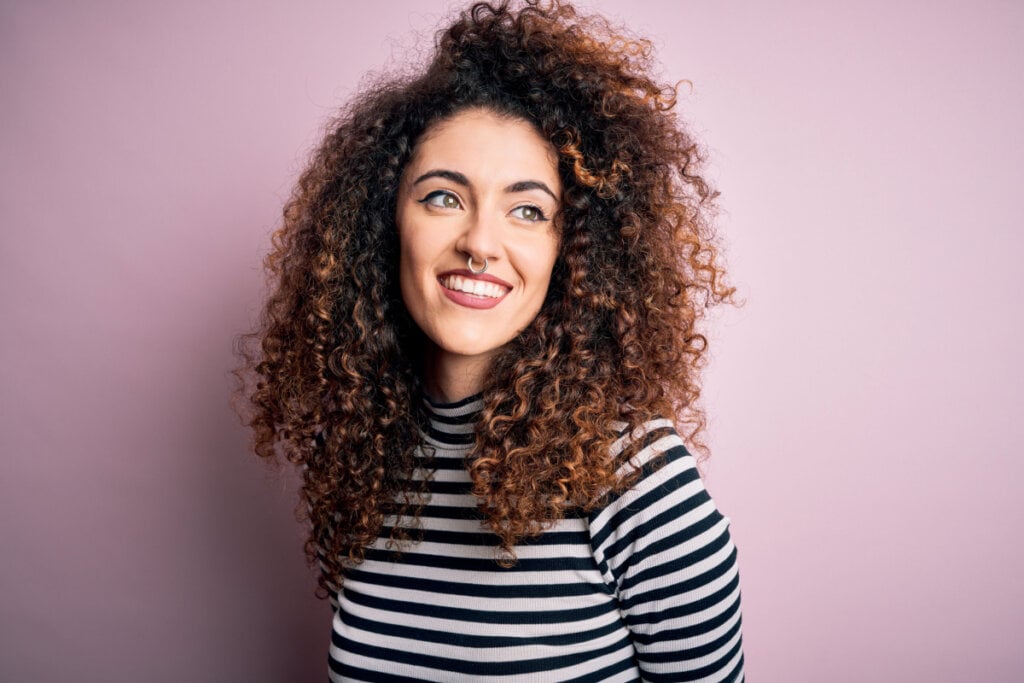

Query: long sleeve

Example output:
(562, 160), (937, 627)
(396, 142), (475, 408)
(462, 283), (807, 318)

(588, 419), (745, 682)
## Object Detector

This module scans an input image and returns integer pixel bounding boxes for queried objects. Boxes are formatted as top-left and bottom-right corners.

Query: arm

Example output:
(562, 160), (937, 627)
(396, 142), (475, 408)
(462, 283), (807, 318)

(589, 420), (744, 682)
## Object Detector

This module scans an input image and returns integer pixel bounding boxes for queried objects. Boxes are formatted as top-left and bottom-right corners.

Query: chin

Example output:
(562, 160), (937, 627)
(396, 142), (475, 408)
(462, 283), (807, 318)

(438, 340), (507, 359)
(431, 329), (519, 359)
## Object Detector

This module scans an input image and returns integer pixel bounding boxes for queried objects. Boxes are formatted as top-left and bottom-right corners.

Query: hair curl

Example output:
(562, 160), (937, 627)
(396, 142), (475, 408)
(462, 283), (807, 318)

(236, 0), (734, 595)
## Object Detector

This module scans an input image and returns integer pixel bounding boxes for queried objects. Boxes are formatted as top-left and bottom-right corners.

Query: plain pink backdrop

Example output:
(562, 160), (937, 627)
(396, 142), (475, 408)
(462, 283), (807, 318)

(2, 1), (1022, 681)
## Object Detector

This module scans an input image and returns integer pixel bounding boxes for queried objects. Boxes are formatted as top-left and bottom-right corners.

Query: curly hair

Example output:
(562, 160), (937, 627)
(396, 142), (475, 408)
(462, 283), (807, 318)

(236, 0), (733, 595)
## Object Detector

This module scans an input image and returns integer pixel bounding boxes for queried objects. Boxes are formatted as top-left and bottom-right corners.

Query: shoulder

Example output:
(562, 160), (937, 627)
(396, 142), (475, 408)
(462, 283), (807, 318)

(609, 417), (691, 470)
(601, 417), (705, 515)
(589, 418), (734, 580)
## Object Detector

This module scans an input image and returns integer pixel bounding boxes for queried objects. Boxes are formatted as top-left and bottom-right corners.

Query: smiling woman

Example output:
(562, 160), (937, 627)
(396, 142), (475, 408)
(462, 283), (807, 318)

(236, 1), (743, 680)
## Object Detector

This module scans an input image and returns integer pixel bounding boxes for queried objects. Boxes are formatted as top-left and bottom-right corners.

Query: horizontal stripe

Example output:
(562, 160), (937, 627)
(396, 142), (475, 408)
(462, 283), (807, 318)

(337, 608), (626, 648)
(379, 525), (590, 548)
(361, 545), (598, 572)
(343, 586), (619, 625)
(343, 567), (613, 599)
(334, 631), (634, 676)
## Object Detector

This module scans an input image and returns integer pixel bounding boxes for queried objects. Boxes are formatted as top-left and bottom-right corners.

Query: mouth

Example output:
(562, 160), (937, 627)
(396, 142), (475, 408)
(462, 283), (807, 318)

(439, 274), (509, 299)
(437, 269), (513, 309)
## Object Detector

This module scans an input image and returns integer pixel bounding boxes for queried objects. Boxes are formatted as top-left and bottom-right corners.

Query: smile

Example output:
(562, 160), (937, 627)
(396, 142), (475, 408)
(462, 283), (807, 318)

(439, 274), (509, 299)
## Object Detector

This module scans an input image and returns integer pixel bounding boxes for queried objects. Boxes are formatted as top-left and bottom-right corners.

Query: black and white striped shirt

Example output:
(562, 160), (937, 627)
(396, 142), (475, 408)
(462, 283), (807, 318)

(327, 395), (744, 682)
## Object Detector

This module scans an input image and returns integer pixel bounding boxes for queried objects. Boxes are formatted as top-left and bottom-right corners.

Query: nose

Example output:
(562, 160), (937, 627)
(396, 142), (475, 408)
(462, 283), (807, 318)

(455, 209), (501, 264)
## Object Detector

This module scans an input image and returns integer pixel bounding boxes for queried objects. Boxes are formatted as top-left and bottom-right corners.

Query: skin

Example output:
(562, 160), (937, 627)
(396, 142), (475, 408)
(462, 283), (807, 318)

(396, 108), (562, 402)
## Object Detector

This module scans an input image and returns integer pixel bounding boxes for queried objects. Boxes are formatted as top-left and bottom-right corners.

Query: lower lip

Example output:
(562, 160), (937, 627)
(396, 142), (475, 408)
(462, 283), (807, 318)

(440, 283), (507, 309)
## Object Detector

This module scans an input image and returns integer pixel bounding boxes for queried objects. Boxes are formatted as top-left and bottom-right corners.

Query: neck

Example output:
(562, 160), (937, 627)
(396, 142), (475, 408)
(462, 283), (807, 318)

(424, 346), (494, 403)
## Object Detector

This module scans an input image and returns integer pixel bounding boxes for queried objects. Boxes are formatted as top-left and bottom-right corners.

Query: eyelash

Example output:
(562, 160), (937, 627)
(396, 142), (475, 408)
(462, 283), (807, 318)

(510, 205), (548, 222)
(417, 190), (549, 222)
(418, 190), (461, 210)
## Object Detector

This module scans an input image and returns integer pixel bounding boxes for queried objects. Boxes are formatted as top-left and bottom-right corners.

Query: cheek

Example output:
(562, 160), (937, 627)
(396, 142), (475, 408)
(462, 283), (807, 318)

(399, 229), (438, 285)
(534, 236), (560, 289)
(396, 218), (445, 324)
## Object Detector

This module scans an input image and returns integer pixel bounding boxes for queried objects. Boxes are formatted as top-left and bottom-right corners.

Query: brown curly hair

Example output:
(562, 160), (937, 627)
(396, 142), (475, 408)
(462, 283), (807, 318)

(236, 0), (734, 595)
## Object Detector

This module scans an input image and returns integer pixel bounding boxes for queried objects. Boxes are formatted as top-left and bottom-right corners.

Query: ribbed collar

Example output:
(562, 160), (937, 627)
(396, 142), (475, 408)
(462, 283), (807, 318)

(422, 393), (482, 448)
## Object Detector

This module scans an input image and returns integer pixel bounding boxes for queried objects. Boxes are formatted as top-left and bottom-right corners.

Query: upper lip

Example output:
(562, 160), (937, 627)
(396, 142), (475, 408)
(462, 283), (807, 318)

(437, 269), (513, 290)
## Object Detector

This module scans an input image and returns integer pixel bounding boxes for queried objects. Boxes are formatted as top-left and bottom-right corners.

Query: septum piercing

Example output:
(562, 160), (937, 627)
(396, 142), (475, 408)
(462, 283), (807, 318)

(467, 255), (488, 274)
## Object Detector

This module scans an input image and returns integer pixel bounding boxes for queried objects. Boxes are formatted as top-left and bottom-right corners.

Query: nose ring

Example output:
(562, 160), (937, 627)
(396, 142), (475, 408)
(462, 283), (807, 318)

(467, 255), (488, 274)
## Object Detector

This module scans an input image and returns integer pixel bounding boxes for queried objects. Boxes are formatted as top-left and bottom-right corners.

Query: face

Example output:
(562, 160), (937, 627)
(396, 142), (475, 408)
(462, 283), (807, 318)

(396, 108), (561, 379)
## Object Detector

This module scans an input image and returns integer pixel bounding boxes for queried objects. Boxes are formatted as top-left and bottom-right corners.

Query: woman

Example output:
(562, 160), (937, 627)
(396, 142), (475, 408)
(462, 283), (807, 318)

(239, 1), (743, 680)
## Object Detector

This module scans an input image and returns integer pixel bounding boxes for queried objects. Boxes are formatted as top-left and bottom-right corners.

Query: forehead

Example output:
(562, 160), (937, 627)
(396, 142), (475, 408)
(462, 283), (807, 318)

(405, 109), (561, 189)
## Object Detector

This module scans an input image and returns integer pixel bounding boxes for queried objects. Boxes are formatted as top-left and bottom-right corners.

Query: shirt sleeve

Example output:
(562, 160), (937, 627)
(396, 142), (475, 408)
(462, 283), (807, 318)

(588, 419), (745, 682)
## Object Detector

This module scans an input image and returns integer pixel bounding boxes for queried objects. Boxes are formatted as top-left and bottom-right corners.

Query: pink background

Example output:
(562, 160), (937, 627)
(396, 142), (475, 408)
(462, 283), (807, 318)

(3, 1), (1022, 681)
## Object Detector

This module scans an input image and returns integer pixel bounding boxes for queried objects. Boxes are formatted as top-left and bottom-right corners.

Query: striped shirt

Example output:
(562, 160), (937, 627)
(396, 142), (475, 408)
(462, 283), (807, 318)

(327, 395), (744, 682)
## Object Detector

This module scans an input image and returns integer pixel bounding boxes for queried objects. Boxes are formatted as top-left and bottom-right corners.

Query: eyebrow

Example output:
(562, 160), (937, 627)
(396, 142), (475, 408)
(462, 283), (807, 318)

(412, 169), (558, 201)
(506, 180), (557, 201)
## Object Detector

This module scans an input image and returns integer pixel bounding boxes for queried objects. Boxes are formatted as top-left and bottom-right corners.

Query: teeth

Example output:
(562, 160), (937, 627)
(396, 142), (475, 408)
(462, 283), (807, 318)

(441, 275), (507, 299)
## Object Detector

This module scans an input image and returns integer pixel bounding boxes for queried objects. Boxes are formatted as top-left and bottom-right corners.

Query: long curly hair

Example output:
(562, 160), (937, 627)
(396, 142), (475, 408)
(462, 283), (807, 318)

(236, 0), (734, 595)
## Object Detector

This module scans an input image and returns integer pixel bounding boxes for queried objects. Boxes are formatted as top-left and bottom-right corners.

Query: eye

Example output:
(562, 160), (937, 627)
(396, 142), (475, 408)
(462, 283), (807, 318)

(418, 190), (462, 210)
(509, 204), (548, 222)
